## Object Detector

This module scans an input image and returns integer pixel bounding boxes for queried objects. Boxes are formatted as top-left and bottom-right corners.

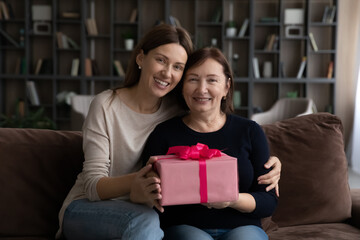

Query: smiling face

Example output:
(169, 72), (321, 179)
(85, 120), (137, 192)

(136, 43), (188, 98)
(182, 58), (230, 115)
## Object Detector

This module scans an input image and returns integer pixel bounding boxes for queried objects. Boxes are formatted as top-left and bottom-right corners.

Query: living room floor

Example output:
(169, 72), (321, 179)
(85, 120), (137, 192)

(349, 167), (360, 188)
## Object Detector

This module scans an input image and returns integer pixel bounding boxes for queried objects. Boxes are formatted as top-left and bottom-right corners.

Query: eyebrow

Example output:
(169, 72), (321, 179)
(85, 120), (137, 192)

(186, 73), (220, 77)
(154, 53), (186, 66)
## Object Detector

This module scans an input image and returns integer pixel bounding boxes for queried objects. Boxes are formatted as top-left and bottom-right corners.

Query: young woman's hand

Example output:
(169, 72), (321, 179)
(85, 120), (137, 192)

(130, 164), (163, 212)
(258, 156), (281, 197)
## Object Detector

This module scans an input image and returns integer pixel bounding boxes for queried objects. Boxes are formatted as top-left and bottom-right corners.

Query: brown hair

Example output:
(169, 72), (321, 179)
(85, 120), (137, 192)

(177, 47), (234, 113)
(113, 24), (194, 91)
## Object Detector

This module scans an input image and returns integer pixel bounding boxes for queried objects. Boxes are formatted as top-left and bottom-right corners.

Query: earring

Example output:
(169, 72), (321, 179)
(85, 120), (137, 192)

(138, 65), (141, 69)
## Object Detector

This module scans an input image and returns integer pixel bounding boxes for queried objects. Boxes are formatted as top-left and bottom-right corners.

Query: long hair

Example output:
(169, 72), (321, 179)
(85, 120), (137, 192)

(176, 47), (234, 113)
(114, 24), (194, 91)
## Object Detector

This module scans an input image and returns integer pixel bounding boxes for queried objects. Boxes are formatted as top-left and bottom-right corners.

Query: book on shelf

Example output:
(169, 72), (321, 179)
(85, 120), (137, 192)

(309, 32), (318, 52)
(322, 6), (336, 23)
(296, 57), (307, 79)
(252, 57), (260, 78)
(328, 6), (336, 23)
(264, 34), (276, 51)
(129, 8), (137, 22)
(66, 35), (80, 49)
(71, 58), (80, 76)
(12, 57), (27, 74)
(0, 29), (20, 47)
(91, 59), (100, 76)
(26, 81), (40, 106)
(56, 32), (64, 49)
(113, 60), (125, 77)
(85, 18), (98, 36)
(0, 1), (10, 20)
(14, 57), (21, 74)
(327, 61), (334, 79)
(169, 15), (181, 27)
(5, 0), (14, 18)
(61, 11), (80, 19)
(34, 58), (43, 75)
(260, 17), (278, 23)
(280, 61), (286, 78)
(322, 6), (329, 23)
(57, 32), (79, 49)
(39, 59), (52, 74)
(85, 58), (92, 76)
(238, 18), (249, 37)
(20, 57), (26, 74)
(61, 34), (69, 49)
(272, 35), (279, 50)
(211, 7), (222, 23)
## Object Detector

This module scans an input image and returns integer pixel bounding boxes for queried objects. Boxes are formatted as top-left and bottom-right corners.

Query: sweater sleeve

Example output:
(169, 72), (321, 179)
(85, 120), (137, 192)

(247, 122), (278, 218)
(81, 94), (111, 201)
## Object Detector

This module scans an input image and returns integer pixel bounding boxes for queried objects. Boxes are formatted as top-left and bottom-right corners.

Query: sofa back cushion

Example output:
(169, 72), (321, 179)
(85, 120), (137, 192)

(261, 113), (351, 227)
(0, 128), (84, 238)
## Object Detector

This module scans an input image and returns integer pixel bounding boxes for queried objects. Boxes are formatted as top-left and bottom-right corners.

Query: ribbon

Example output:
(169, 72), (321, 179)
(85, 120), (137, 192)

(166, 143), (221, 203)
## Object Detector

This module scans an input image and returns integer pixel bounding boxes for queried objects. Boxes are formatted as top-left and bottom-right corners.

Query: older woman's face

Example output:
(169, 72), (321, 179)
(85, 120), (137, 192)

(182, 58), (229, 115)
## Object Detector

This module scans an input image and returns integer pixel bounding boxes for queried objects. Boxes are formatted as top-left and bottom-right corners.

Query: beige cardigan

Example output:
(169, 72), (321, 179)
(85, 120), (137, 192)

(56, 89), (180, 238)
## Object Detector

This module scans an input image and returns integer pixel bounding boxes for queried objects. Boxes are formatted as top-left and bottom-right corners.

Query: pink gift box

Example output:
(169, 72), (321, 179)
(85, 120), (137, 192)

(154, 151), (239, 206)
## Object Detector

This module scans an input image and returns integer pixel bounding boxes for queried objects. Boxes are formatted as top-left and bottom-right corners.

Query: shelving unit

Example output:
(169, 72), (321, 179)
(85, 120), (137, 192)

(0, 0), (337, 130)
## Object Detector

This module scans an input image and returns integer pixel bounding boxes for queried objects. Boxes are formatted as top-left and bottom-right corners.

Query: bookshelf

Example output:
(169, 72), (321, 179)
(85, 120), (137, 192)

(0, 0), (337, 130)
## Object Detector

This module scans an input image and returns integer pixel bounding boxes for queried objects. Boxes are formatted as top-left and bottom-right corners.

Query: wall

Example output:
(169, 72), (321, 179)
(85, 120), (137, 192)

(336, 0), (360, 146)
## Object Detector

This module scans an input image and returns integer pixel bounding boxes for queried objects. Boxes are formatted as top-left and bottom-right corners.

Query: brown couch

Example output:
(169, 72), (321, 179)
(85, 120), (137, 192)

(0, 113), (359, 239)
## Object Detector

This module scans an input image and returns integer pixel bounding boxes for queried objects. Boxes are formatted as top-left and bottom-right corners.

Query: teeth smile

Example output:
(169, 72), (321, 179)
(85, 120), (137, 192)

(195, 98), (211, 101)
(155, 78), (169, 86)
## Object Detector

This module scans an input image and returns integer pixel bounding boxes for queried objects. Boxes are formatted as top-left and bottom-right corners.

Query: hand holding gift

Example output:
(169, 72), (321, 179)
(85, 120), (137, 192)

(130, 164), (163, 211)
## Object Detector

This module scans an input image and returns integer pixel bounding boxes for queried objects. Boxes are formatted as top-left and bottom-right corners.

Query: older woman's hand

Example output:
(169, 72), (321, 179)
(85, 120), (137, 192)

(258, 156), (281, 197)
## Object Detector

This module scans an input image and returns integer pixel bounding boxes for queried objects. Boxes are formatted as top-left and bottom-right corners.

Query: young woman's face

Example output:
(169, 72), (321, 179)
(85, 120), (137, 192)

(137, 43), (188, 98)
(182, 58), (230, 115)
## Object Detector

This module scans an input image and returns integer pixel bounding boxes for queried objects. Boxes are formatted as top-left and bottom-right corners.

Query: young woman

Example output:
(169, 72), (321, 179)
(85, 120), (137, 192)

(57, 24), (280, 239)
(142, 47), (278, 240)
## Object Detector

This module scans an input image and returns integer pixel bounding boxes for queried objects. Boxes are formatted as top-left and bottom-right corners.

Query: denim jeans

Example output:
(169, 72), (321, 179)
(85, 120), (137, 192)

(63, 198), (163, 240)
(163, 224), (268, 240)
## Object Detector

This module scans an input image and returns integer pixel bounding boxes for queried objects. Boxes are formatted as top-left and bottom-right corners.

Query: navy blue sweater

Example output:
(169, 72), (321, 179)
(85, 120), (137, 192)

(141, 114), (278, 229)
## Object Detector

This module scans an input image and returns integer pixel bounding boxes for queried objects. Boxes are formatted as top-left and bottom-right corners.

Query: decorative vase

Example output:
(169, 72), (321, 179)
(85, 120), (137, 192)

(226, 27), (237, 37)
(233, 90), (241, 108)
(263, 61), (272, 78)
(124, 39), (134, 50)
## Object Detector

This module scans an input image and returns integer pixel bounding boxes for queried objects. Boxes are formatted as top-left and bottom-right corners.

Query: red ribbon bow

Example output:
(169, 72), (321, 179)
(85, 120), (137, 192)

(166, 143), (221, 160)
(166, 143), (221, 203)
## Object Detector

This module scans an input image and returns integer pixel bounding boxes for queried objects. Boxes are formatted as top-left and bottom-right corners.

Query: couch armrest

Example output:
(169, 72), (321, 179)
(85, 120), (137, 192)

(349, 189), (360, 229)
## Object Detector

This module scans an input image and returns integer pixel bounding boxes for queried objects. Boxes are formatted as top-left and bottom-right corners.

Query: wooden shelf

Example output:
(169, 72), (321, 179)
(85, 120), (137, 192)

(0, 0), (338, 129)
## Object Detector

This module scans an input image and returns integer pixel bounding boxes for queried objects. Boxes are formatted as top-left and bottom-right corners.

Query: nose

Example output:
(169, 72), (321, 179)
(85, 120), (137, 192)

(197, 79), (208, 93)
(161, 65), (171, 78)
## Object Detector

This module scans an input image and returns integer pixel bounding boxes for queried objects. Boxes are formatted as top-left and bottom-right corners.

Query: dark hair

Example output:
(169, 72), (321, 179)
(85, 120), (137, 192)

(113, 24), (194, 91)
(177, 47), (234, 113)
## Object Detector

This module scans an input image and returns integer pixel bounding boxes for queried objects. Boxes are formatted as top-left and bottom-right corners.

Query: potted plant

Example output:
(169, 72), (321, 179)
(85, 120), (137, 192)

(122, 32), (135, 51)
(226, 21), (237, 37)
(0, 101), (57, 129)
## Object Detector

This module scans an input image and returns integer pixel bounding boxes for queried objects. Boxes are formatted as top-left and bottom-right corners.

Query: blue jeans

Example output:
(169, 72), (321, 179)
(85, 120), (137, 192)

(163, 224), (268, 240)
(63, 198), (163, 240)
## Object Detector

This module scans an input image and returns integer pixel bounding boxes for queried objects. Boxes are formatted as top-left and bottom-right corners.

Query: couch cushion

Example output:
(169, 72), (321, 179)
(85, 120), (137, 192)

(0, 128), (84, 238)
(261, 113), (351, 227)
(268, 223), (360, 240)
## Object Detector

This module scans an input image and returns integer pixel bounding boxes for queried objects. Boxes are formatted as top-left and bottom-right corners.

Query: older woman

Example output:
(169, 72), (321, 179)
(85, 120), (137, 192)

(142, 47), (278, 240)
